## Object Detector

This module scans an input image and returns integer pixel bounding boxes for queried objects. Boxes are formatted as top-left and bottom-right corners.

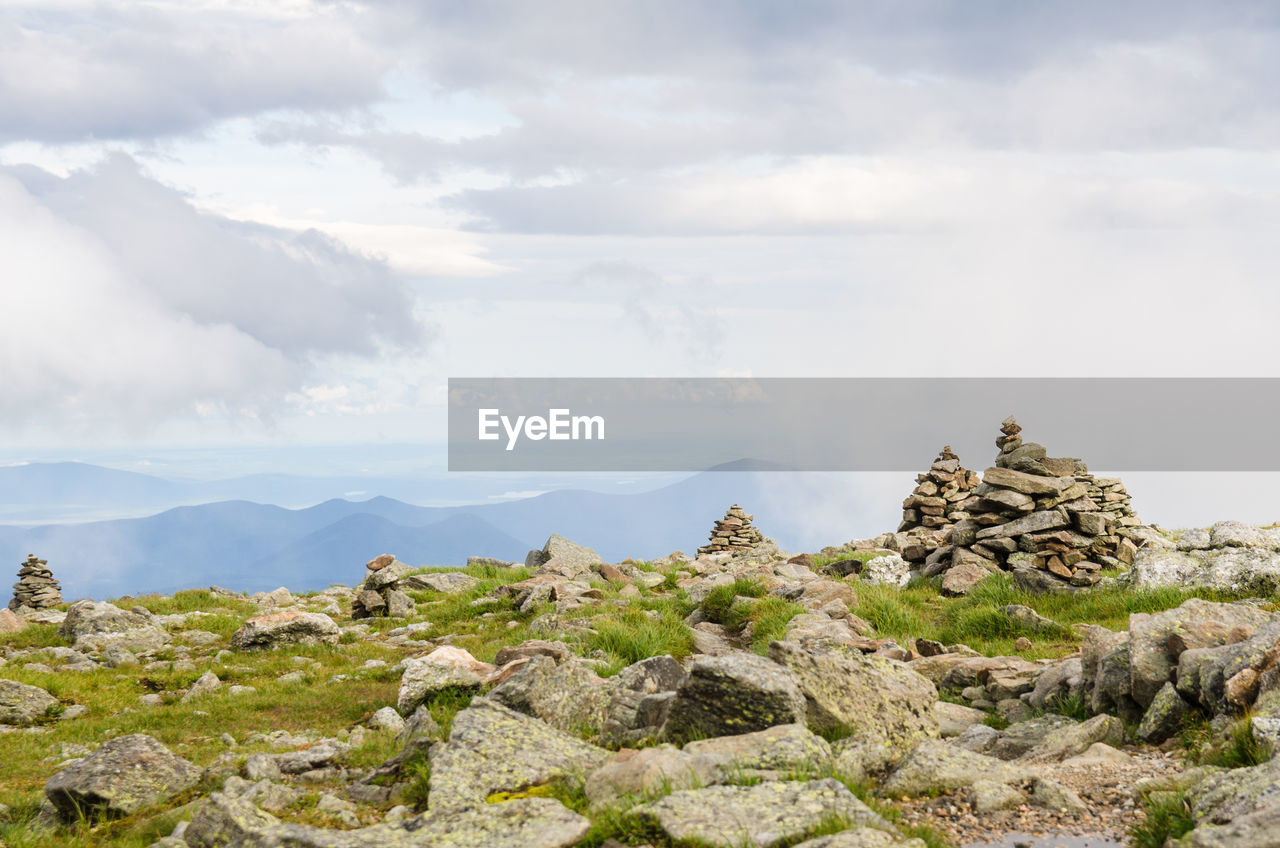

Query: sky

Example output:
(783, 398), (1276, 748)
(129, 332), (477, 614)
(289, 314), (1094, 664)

(2, 1), (1280, 529)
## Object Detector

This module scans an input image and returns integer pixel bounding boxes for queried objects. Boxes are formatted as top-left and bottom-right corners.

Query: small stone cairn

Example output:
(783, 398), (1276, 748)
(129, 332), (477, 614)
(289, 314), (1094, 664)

(697, 505), (764, 556)
(10, 554), (62, 611)
(351, 554), (416, 619)
(897, 446), (981, 563)
(927, 417), (1144, 590)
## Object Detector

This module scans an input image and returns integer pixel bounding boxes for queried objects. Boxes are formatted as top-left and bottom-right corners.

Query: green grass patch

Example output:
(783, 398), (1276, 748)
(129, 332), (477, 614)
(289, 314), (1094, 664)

(700, 578), (766, 629)
(1131, 790), (1195, 848)
(747, 597), (804, 654)
(1202, 717), (1269, 769)
(588, 607), (695, 667)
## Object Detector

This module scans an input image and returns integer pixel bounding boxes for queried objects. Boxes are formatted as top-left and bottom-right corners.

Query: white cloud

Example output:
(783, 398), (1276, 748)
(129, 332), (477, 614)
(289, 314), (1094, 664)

(0, 1), (389, 142)
(0, 157), (424, 434)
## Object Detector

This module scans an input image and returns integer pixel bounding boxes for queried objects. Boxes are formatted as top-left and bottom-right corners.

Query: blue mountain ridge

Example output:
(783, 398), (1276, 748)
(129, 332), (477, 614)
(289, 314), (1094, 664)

(0, 461), (897, 598)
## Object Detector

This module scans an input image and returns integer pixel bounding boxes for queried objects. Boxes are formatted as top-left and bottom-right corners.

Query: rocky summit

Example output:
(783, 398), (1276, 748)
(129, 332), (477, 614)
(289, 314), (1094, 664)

(2, 463), (1280, 848)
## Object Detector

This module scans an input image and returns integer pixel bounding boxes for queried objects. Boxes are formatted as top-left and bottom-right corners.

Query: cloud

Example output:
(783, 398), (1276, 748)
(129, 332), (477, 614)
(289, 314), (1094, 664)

(0, 1), (388, 142)
(0, 156), (424, 432)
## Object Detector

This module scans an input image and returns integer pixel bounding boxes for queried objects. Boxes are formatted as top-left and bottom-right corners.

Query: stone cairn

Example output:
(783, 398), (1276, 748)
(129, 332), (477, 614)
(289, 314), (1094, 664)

(351, 554), (416, 619)
(10, 554), (62, 611)
(697, 505), (764, 556)
(897, 446), (981, 564)
(926, 417), (1143, 590)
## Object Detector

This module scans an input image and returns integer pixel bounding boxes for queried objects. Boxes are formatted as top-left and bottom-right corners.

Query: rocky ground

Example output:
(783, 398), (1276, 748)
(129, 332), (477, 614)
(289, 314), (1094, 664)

(1, 523), (1279, 848)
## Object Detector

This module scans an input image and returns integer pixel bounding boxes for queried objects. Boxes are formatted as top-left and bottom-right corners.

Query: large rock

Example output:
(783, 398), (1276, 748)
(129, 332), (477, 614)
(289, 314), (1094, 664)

(527, 535), (602, 577)
(0, 679), (59, 726)
(599, 655), (686, 747)
(627, 779), (891, 848)
(488, 655), (617, 736)
(1024, 657), (1084, 711)
(400, 571), (480, 594)
(1128, 599), (1273, 708)
(933, 701), (988, 737)
(1175, 756), (1280, 848)
(185, 791), (591, 848)
(229, 611), (340, 651)
(58, 600), (169, 650)
(1137, 682), (1194, 744)
(767, 641), (938, 756)
(941, 562), (992, 596)
(428, 699), (608, 808)
(0, 608), (27, 632)
(661, 652), (808, 744)
(44, 734), (201, 820)
(1128, 547), (1280, 595)
(1020, 714), (1125, 763)
(880, 739), (1030, 796)
(684, 723), (833, 772)
(584, 747), (722, 808)
(397, 646), (495, 714)
(986, 714), (1077, 760)
(1176, 621), (1280, 713)
(861, 555), (910, 589)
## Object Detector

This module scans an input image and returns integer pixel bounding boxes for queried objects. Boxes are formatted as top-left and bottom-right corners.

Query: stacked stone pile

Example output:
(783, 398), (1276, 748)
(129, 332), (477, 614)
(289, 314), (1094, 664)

(351, 554), (416, 619)
(897, 446), (981, 563)
(928, 418), (1144, 593)
(10, 554), (63, 611)
(1081, 476), (1140, 530)
(697, 505), (764, 556)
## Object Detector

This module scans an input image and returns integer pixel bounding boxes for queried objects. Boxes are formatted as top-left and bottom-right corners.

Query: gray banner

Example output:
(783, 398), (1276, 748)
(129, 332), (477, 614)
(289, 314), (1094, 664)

(447, 378), (1280, 471)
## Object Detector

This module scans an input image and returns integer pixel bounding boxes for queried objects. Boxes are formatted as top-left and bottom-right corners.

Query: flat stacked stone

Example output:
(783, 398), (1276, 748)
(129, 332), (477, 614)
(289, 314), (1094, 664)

(9, 554), (62, 611)
(697, 505), (764, 556)
(897, 446), (981, 563)
(928, 417), (1145, 591)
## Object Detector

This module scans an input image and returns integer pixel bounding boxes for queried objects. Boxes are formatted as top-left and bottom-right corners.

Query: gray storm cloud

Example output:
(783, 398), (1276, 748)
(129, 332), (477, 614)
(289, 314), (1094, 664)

(0, 157), (424, 430)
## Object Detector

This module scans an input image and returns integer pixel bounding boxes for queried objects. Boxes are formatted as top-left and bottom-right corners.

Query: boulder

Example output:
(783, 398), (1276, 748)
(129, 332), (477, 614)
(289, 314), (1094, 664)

(767, 641), (938, 755)
(600, 655), (687, 747)
(1128, 547), (1280, 595)
(1137, 681), (1194, 744)
(684, 723), (833, 772)
(861, 555), (910, 589)
(1020, 714), (1125, 763)
(0, 608), (27, 632)
(400, 572), (480, 594)
(397, 646), (495, 714)
(1175, 756), (1280, 848)
(987, 714), (1077, 760)
(584, 747), (721, 808)
(1128, 599), (1273, 708)
(493, 640), (574, 666)
(488, 655), (617, 736)
(1024, 657), (1084, 711)
(44, 734), (201, 820)
(627, 779), (890, 848)
(528, 535), (602, 577)
(0, 679), (59, 726)
(229, 611), (340, 651)
(971, 779), (1023, 813)
(881, 739), (1030, 796)
(428, 699), (608, 809)
(941, 562), (992, 596)
(58, 600), (168, 650)
(933, 701), (988, 737)
(185, 791), (591, 848)
(661, 652), (808, 745)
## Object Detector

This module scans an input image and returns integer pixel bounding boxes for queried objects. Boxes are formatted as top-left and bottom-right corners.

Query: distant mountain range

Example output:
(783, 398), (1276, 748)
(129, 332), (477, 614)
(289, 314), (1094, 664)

(0, 461), (684, 523)
(0, 461), (903, 599)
